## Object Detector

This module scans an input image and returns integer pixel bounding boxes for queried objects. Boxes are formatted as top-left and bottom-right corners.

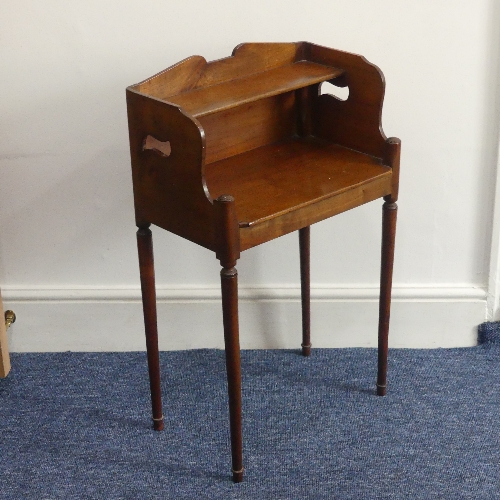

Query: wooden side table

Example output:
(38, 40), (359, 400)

(126, 42), (400, 482)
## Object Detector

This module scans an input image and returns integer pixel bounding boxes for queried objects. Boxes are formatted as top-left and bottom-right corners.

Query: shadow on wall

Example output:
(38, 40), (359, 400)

(480, 0), (500, 284)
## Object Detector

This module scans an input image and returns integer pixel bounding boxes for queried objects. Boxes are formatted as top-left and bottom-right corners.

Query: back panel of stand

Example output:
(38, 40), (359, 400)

(200, 92), (298, 164)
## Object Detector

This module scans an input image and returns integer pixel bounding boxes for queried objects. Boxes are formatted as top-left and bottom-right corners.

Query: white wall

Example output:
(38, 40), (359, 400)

(1, 1), (498, 351)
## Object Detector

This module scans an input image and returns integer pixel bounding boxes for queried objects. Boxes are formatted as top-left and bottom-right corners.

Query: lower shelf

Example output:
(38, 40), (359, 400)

(205, 136), (392, 228)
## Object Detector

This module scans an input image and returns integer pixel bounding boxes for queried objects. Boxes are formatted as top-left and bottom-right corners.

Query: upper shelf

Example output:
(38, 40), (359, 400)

(166, 61), (344, 118)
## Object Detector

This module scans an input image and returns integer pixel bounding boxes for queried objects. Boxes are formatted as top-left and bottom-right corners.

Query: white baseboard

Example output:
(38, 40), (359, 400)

(3, 284), (487, 352)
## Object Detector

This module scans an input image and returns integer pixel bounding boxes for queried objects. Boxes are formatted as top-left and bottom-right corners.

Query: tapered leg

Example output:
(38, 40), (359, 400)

(220, 265), (243, 483)
(299, 226), (311, 356)
(137, 225), (164, 430)
(376, 202), (398, 396)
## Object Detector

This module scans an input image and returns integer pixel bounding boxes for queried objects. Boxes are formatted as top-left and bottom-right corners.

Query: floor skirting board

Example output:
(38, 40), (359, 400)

(2, 285), (487, 352)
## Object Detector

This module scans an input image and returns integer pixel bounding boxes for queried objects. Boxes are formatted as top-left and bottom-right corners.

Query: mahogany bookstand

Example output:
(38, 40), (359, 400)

(126, 42), (400, 483)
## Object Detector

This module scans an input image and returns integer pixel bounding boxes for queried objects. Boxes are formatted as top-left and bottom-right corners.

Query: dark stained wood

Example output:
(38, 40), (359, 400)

(296, 84), (317, 137)
(377, 201), (397, 396)
(205, 136), (392, 234)
(134, 43), (301, 100)
(214, 195), (240, 266)
(200, 42), (300, 89)
(385, 137), (401, 203)
(126, 89), (215, 250)
(136, 226), (164, 430)
(220, 266), (243, 483)
(127, 42), (398, 254)
(299, 226), (311, 356)
(306, 42), (388, 159)
(167, 62), (343, 118)
(215, 195), (243, 483)
(135, 55), (207, 100)
(239, 173), (391, 251)
(199, 92), (297, 165)
(126, 42), (401, 481)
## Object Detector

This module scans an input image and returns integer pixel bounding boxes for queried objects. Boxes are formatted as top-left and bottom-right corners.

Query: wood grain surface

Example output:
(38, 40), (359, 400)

(205, 136), (392, 226)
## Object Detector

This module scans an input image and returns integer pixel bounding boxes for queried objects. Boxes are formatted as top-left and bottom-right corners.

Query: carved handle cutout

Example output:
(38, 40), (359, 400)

(321, 81), (349, 101)
(143, 135), (171, 157)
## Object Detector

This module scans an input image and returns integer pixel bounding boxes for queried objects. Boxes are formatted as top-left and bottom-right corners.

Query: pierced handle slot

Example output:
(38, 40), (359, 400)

(143, 135), (171, 157)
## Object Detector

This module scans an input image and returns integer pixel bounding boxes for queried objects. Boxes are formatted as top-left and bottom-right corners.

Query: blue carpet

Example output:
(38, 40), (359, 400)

(1, 326), (500, 499)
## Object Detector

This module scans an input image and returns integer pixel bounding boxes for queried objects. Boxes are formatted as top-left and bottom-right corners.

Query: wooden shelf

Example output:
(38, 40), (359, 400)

(205, 137), (392, 227)
(168, 61), (343, 118)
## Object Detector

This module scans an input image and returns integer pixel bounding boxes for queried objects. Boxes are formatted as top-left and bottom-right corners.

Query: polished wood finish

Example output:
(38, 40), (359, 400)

(296, 85), (316, 137)
(377, 201), (397, 396)
(199, 93), (297, 165)
(220, 268), (243, 483)
(136, 226), (164, 430)
(135, 43), (301, 99)
(239, 171), (390, 251)
(126, 42), (391, 252)
(127, 42), (400, 482)
(376, 137), (401, 395)
(205, 137), (392, 248)
(126, 90), (214, 249)
(385, 137), (401, 203)
(308, 43), (387, 158)
(215, 195), (243, 482)
(167, 62), (343, 118)
(299, 226), (311, 356)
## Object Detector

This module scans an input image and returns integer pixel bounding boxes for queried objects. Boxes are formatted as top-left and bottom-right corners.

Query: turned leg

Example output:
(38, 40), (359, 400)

(376, 201), (397, 396)
(299, 226), (311, 356)
(220, 264), (243, 483)
(214, 194), (243, 483)
(136, 225), (164, 430)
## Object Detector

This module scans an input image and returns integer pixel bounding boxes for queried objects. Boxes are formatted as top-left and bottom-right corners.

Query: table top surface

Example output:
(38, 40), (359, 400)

(205, 136), (391, 227)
